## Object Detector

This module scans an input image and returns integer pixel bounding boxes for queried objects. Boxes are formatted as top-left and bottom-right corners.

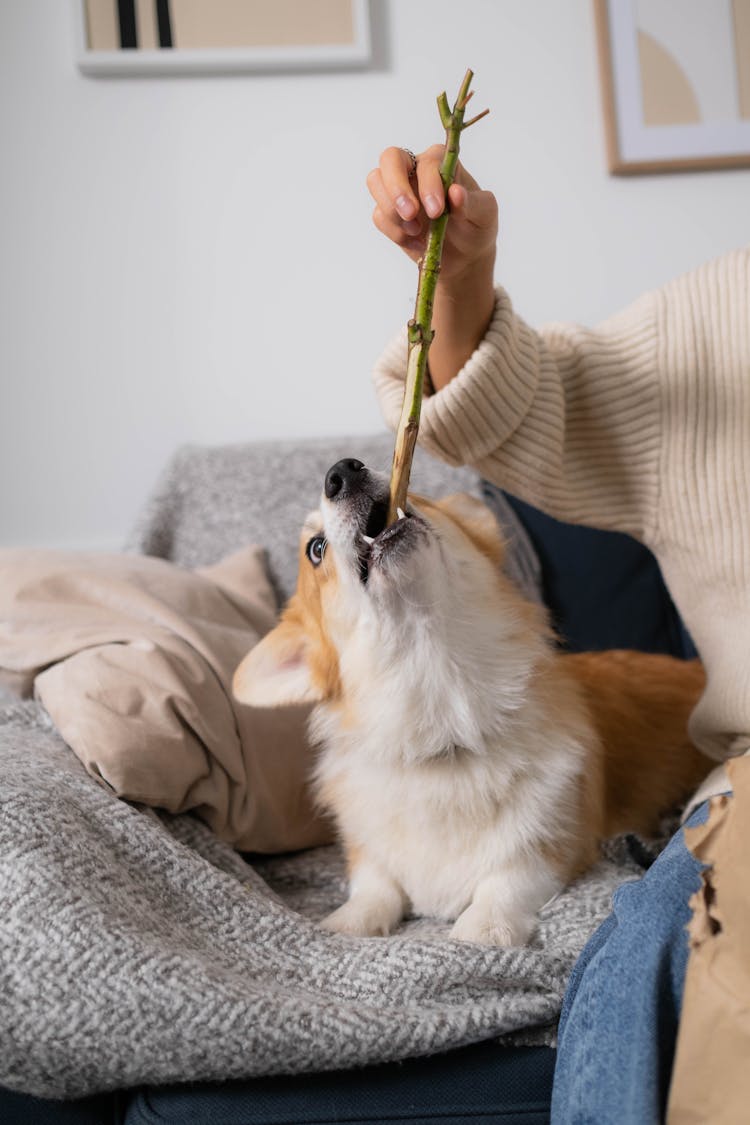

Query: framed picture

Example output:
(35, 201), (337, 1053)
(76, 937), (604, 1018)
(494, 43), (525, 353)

(74, 0), (371, 76)
(594, 0), (750, 174)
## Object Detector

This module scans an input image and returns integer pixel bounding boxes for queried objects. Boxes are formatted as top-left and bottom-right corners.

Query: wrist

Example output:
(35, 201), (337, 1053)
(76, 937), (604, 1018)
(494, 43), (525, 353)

(428, 254), (496, 390)
(438, 249), (497, 303)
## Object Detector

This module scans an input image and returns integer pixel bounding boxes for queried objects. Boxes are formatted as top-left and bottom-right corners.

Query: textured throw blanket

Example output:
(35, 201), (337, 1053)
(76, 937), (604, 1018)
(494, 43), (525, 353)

(1, 437), (665, 1099)
(0, 697), (652, 1100)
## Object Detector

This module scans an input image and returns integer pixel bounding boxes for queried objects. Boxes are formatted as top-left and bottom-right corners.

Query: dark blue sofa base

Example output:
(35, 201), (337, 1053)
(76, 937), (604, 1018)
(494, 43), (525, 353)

(0, 1043), (555, 1125)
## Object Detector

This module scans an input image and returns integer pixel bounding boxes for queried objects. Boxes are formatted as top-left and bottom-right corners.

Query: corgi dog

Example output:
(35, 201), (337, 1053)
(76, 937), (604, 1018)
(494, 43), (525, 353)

(233, 459), (709, 946)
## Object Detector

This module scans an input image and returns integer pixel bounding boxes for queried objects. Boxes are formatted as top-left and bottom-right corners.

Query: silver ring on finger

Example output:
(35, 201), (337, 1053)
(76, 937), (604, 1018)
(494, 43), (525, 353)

(402, 148), (418, 179)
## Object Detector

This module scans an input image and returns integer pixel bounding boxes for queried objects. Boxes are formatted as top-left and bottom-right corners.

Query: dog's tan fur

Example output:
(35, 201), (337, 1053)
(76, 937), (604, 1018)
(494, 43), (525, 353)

(235, 472), (709, 946)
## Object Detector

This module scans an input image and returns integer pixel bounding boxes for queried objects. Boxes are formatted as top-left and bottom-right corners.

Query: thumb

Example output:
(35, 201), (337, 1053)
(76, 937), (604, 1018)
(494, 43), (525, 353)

(448, 183), (498, 232)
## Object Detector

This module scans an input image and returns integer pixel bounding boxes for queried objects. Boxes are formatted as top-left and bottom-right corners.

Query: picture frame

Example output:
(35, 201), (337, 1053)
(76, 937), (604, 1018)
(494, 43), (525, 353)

(74, 0), (372, 76)
(594, 0), (750, 174)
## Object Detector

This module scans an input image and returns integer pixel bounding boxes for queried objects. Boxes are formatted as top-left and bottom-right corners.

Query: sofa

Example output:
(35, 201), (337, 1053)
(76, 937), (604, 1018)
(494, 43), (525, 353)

(0, 433), (695, 1125)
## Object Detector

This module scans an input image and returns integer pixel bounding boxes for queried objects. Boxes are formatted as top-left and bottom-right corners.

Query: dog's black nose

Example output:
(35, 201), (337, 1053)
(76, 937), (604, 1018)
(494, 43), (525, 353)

(325, 459), (365, 500)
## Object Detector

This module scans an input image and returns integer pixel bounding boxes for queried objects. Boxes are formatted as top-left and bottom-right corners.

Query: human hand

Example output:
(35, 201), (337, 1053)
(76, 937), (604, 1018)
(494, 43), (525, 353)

(366, 144), (498, 290)
(367, 145), (498, 388)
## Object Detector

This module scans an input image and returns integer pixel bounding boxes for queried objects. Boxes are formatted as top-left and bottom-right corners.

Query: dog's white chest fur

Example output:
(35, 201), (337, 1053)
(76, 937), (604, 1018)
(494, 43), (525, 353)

(312, 648), (589, 932)
(315, 750), (523, 918)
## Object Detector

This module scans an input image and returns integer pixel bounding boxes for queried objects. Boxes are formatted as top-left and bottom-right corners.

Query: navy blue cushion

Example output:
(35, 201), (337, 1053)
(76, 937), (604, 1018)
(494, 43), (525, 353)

(125, 1044), (555, 1125)
(495, 490), (697, 659)
(0, 1045), (554, 1125)
(0, 1088), (125, 1124)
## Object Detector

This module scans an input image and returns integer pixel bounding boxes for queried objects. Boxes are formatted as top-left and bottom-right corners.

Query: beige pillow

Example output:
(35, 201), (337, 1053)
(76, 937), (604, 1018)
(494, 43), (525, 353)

(0, 547), (331, 852)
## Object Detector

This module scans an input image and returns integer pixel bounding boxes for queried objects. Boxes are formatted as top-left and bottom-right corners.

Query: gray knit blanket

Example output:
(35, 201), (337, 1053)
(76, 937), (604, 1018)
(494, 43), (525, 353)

(1, 436), (657, 1099)
(0, 696), (651, 1100)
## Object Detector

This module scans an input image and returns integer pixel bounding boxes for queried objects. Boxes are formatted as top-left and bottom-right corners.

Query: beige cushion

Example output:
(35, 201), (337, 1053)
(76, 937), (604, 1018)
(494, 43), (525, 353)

(0, 547), (331, 852)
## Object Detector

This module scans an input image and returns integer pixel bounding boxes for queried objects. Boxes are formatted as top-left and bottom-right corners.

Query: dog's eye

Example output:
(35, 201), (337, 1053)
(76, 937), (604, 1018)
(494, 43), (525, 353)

(305, 536), (327, 567)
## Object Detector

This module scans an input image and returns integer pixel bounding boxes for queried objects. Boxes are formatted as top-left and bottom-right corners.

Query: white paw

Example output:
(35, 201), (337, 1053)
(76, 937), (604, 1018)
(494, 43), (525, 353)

(320, 901), (394, 938)
(450, 903), (534, 948)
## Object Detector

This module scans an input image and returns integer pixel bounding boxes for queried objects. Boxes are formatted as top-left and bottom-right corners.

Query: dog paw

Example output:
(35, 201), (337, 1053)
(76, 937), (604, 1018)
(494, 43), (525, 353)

(450, 904), (534, 948)
(320, 902), (393, 938)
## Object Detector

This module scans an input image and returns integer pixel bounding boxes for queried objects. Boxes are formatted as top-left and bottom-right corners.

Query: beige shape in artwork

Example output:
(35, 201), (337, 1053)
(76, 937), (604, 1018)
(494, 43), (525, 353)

(135, 0), (158, 49)
(170, 0), (355, 50)
(638, 29), (701, 126)
(734, 0), (750, 119)
(85, 0), (118, 50)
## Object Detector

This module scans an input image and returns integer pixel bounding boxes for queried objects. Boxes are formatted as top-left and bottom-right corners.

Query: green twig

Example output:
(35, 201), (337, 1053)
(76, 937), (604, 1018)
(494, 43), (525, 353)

(387, 69), (489, 524)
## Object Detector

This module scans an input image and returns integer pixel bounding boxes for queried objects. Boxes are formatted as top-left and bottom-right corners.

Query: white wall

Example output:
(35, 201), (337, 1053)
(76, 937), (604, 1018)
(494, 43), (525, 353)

(1, 0), (748, 550)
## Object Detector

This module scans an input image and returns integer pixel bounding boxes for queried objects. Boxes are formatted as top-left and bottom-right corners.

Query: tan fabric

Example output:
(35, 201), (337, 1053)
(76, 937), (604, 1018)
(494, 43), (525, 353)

(0, 547), (331, 853)
(373, 249), (750, 764)
(667, 756), (750, 1123)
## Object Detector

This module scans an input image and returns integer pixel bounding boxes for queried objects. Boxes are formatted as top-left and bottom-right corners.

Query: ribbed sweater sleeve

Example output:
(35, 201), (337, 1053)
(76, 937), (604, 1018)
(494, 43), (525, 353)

(655, 249), (750, 582)
(373, 286), (661, 541)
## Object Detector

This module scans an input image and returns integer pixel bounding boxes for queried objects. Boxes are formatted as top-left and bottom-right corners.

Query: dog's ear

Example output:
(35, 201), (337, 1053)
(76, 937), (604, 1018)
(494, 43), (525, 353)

(433, 493), (505, 567)
(232, 620), (322, 708)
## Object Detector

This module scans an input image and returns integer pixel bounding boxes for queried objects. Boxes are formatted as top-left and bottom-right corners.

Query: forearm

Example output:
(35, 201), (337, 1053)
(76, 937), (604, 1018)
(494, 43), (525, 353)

(374, 282), (660, 539)
(427, 253), (497, 390)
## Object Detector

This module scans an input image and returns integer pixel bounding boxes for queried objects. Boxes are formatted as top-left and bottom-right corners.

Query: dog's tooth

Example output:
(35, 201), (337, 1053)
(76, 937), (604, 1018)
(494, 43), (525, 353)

(362, 534), (375, 545)
(397, 507), (406, 520)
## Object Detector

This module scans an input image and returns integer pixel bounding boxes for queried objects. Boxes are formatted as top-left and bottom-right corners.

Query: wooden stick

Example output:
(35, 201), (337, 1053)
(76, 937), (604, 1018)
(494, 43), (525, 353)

(387, 69), (489, 525)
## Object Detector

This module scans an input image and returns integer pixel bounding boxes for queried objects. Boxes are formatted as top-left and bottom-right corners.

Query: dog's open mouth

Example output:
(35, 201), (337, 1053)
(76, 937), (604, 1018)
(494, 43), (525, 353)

(357, 500), (414, 584)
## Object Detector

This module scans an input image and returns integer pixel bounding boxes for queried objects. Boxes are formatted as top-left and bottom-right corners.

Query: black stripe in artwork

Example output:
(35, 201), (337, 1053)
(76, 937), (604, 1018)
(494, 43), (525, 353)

(118, 0), (137, 49)
(156, 0), (173, 48)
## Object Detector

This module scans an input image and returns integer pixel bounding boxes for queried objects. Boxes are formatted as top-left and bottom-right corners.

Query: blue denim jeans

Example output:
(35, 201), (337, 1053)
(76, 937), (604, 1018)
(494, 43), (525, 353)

(551, 800), (713, 1125)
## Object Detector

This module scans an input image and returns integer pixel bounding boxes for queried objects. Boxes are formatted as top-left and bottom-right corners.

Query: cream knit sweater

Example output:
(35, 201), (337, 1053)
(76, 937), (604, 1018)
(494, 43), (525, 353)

(373, 249), (750, 764)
